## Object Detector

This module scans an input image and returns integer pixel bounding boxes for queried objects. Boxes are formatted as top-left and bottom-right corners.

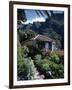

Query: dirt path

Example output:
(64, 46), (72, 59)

(31, 60), (45, 80)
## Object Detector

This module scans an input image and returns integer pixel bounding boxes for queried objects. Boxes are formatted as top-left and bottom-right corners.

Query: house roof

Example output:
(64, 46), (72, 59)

(30, 34), (53, 42)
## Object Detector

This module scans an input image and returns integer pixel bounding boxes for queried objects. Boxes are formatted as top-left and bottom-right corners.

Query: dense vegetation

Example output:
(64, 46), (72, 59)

(34, 54), (64, 79)
(17, 35), (64, 80)
(17, 40), (35, 80)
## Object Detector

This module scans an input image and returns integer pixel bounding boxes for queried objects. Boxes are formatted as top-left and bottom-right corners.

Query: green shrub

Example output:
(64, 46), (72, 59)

(17, 41), (35, 80)
(41, 62), (50, 71)
(50, 51), (60, 64)
(48, 60), (64, 78)
(35, 58), (64, 79)
(35, 54), (42, 60)
(17, 58), (29, 80)
(22, 46), (29, 57)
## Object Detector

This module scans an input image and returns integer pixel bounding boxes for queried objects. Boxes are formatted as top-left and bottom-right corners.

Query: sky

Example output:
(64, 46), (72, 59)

(20, 9), (64, 24)
(21, 9), (47, 24)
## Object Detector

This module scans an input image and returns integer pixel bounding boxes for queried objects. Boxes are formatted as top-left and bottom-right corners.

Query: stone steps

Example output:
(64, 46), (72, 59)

(31, 60), (45, 80)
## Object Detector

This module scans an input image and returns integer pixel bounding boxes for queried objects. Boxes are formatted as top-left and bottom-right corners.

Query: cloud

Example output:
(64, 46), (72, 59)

(21, 17), (46, 24)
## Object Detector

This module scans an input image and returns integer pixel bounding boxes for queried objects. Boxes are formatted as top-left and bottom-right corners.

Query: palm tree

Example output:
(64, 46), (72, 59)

(17, 9), (63, 26)
(17, 9), (53, 23)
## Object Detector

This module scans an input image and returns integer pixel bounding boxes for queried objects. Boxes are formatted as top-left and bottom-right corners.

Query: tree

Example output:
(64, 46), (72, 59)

(18, 29), (36, 43)
(17, 9), (27, 24)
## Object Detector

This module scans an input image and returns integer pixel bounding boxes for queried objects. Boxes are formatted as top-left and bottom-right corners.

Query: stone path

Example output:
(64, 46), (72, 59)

(31, 60), (45, 80)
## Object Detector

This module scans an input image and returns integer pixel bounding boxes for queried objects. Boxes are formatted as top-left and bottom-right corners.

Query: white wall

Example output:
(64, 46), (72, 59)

(0, 0), (72, 90)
